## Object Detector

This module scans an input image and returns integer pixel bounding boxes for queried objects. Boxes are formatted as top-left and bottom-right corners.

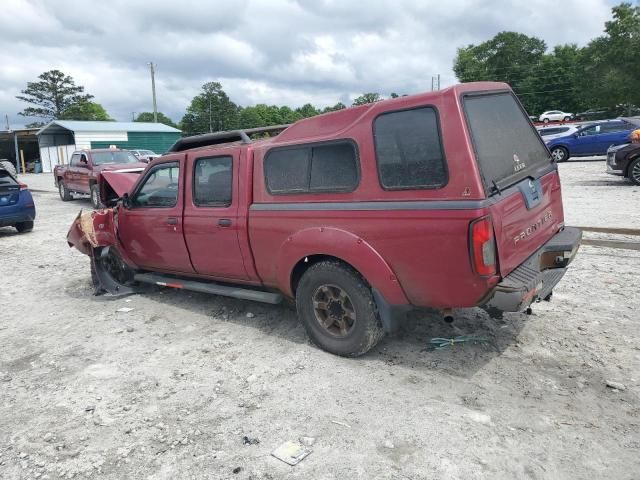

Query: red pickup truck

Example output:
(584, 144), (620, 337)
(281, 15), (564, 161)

(54, 149), (146, 208)
(67, 82), (581, 356)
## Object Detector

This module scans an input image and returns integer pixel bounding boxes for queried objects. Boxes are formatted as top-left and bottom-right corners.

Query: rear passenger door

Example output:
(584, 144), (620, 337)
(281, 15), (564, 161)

(183, 151), (249, 280)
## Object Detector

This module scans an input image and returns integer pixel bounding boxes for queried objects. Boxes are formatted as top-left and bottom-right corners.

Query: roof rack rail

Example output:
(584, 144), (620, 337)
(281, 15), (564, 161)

(167, 124), (290, 152)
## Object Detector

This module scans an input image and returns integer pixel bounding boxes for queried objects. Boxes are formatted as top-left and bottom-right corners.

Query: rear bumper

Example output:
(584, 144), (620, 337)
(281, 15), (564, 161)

(484, 227), (582, 312)
(0, 209), (36, 228)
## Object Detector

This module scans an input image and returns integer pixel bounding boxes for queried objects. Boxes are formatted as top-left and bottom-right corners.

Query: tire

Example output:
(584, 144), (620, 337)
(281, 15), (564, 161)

(563, 116), (571, 122)
(295, 260), (384, 357)
(90, 184), (103, 209)
(58, 181), (72, 201)
(628, 157), (640, 186)
(0, 160), (17, 177)
(15, 221), (33, 233)
(551, 146), (569, 163)
(542, 118), (550, 124)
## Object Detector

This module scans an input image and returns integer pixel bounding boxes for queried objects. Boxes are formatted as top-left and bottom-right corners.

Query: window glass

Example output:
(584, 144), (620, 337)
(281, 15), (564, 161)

(264, 142), (359, 194)
(309, 143), (358, 191)
(464, 93), (551, 192)
(581, 125), (601, 136)
(70, 154), (81, 166)
(93, 151), (139, 165)
(194, 156), (232, 206)
(264, 148), (310, 193)
(133, 163), (179, 208)
(374, 107), (446, 189)
(601, 122), (628, 133)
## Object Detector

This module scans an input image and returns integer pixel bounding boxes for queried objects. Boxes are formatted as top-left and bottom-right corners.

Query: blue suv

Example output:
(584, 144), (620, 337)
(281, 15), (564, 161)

(545, 119), (636, 162)
(0, 166), (36, 233)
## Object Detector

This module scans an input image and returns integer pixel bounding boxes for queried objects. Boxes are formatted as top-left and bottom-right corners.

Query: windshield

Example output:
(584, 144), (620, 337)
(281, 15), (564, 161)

(92, 151), (140, 165)
(464, 92), (552, 193)
(140, 150), (155, 155)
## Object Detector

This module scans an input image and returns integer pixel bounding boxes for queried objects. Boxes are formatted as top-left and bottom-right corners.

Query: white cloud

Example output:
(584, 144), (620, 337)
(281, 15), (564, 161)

(0, 0), (614, 127)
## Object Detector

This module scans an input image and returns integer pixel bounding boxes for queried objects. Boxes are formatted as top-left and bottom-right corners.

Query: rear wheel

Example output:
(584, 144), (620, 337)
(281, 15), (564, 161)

(295, 260), (384, 357)
(551, 146), (569, 163)
(58, 181), (72, 201)
(90, 184), (102, 209)
(628, 157), (640, 186)
(15, 221), (33, 233)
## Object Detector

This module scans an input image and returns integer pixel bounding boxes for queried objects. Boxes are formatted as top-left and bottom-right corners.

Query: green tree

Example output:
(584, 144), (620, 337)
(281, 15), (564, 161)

(581, 2), (640, 111)
(60, 100), (112, 121)
(16, 70), (94, 121)
(453, 31), (546, 111)
(295, 103), (320, 118)
(180, 82), (239, 135)
(134, 111), (178, 128)
(322, 102), (347, 113)
(352, 93), (382, 106)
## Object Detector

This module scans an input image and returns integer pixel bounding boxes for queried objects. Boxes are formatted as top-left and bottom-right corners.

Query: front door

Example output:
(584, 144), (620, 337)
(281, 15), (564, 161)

(117, 156), (194, 273)
(572, 125), (601, 155)
(182, 151), (249, 280)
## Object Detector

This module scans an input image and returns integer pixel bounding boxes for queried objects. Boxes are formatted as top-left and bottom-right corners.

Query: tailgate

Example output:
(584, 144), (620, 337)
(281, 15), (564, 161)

(462, 91), (563, 277)
(490, 171), (564, 276)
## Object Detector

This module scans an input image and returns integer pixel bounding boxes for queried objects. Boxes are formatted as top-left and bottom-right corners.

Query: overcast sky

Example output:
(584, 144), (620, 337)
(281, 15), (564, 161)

(0, 0), (617, 128)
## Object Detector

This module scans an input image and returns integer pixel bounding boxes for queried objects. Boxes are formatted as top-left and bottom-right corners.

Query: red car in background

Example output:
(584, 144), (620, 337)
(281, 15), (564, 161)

(54, 148), (146, 208)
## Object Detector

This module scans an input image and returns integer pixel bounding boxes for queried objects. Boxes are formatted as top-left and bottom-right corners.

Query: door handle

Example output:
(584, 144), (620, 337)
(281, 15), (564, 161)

(167, 217), (178, 225)
(218, 218), (232, 227)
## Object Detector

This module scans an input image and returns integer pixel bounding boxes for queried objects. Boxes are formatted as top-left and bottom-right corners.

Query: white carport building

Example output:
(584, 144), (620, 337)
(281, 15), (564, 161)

(36, 121), (181, 173)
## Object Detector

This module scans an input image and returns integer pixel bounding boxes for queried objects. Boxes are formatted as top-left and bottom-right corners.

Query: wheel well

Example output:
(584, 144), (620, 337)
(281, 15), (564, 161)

(290, 254), (364, 295)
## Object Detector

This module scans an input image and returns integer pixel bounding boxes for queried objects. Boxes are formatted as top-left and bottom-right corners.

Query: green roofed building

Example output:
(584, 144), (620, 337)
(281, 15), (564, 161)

(36, 121), (181, 172)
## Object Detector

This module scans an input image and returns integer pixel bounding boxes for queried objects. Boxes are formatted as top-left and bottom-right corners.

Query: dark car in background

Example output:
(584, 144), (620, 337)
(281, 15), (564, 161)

(0, 166), (36, 233)
(545, 119), (636, 162)
(606, 117), (640, 185)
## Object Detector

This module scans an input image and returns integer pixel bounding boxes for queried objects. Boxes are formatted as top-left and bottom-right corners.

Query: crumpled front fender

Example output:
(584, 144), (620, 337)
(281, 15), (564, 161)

(67, 209), (119, 256)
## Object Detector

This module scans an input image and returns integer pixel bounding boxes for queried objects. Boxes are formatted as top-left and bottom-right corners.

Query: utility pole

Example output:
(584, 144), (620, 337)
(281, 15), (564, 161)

(148, 62), (158, 123)
(131, 112), (137, 121)
(4, 114), (9, 130)
(209, 93), (213, 133)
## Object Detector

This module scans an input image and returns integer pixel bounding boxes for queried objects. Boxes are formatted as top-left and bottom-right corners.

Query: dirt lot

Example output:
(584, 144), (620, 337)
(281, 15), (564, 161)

(1, 160), (638, 480)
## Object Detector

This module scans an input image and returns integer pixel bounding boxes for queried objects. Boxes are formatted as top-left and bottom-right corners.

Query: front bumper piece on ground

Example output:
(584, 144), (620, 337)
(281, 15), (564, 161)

(485, 226), (582, 313)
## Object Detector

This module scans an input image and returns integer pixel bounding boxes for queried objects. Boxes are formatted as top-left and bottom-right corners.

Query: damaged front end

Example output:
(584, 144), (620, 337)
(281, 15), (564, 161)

(67, 208), (137, 296)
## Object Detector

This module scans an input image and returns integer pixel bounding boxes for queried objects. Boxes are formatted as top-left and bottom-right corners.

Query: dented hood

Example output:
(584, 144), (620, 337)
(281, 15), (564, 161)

(100, 171), (141, 197)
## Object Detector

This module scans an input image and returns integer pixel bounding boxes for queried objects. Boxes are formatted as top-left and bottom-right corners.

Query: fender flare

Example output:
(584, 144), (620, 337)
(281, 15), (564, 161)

(275, 226), (409, 306)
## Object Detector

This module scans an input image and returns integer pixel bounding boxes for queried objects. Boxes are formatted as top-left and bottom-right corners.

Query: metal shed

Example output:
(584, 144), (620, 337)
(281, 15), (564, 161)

(36, 121), (181, 173)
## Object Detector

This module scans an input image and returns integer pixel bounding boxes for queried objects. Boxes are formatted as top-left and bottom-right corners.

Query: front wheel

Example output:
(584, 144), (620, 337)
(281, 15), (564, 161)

(295, 261), (384, 357)
(551, 146), (569, 162)
(58, 181), (72, 201)
(628, 157), (640, 185)
(563, 116), (571, 122)
(542, 118), (550, 124)
(90, 184), (103, 209)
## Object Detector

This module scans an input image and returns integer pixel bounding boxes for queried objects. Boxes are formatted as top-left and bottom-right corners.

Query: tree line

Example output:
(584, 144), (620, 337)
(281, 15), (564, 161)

(454, 2), (639, 115)
(15, 2), (638, 131)
(14, 71), (393, 134)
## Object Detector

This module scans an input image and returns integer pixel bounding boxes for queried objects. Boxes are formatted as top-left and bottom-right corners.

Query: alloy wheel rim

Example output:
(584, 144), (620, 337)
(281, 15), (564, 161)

(632, 161), (640, 183)
(312, 284), (356, 337)
(552, 149), (565, 161)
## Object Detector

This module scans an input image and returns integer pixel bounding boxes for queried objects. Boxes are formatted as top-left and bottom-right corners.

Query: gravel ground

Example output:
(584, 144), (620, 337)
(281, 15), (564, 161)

(1, 160), (638, 480)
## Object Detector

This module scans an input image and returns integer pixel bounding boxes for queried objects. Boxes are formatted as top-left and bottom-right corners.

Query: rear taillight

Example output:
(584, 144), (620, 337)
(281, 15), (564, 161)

(470, 216), (497, 276)
(19, 183), (28, 191)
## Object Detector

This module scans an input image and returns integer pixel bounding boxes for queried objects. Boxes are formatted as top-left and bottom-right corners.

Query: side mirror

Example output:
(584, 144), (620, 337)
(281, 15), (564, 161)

(121, 192), (132, 209)
(573, 133), (579, 138)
